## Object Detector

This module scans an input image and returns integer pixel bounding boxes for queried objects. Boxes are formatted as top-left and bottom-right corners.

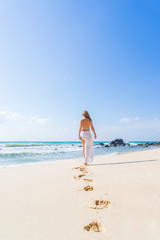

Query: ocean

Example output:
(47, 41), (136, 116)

(0, 141), (158, 168)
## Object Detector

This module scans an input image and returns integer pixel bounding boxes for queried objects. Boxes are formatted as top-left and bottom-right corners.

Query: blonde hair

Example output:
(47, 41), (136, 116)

(82, 110), (92, 121)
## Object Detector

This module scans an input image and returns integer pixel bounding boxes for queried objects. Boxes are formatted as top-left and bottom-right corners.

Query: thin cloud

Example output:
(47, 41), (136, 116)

(120, 117), (140, 124)
(28, 117), (52, 125)
(134, 117), (140, 121)
(0, 110), (20, 124)
(153, 118), (159, 122)
(120, 118), (130, 123)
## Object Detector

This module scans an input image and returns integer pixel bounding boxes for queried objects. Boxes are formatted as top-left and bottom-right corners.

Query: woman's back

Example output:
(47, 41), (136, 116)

(81, 118), (91, 130)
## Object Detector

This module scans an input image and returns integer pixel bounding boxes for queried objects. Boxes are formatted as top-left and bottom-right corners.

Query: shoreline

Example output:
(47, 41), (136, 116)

(0, 146), (160, 169)
(0, 148), (159, 239)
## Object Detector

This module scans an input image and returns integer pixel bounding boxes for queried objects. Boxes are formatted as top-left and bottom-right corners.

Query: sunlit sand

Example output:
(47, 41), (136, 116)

(0, 148), (160, 240)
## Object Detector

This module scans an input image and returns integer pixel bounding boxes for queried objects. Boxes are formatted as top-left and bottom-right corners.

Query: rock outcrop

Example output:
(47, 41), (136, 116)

(94, 140), (160, 148)
(109, 139), (126, 147)
(137, 142), (160, 147)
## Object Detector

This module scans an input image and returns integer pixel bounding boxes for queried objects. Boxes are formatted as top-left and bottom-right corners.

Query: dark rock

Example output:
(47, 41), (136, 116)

(137, 144), (143, 147)
(109, 139), (126, 147)
(105, 144), (109, 147)
(144, 142), (149, 147)
(149, 143), (154, 146)
(100, 143), (105, 146)
(137, 142), (160, 147)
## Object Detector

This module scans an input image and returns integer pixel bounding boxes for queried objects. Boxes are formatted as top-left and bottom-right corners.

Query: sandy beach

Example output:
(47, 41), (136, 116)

(0, 148), (160, 240)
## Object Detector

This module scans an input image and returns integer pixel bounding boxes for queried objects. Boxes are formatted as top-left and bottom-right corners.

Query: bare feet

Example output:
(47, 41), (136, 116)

(84, 162), (88, 166)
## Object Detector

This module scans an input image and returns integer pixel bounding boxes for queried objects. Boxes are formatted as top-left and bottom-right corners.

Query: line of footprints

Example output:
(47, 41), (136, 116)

(72, 165), (111, 232)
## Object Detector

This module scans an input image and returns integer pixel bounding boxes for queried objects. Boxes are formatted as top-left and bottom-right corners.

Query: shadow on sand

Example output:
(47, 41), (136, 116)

(89, 159), (158, 167)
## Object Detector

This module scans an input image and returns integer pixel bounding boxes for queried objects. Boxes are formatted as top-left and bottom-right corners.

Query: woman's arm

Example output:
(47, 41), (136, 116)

(79, 120), (82, 140)
(91, 121), (97, 139)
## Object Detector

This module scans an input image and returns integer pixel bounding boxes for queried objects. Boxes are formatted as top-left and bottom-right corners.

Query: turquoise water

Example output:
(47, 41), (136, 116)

(0, 141), (158, 167)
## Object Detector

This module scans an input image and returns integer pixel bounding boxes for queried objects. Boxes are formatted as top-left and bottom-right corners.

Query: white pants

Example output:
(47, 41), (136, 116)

(80, 131), (94, 163)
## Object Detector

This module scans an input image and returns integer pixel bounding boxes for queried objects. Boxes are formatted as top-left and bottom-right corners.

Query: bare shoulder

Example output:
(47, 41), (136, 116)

(81, 118), (92, 125)
(85, 118), (92, 125)
(80, 119), (83, 125)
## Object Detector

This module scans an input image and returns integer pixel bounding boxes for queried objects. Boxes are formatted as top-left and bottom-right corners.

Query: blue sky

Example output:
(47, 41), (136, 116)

(0, 0), (160, 141)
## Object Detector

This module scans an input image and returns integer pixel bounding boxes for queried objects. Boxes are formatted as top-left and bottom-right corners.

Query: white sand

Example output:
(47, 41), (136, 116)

(0, 148), (160, 240)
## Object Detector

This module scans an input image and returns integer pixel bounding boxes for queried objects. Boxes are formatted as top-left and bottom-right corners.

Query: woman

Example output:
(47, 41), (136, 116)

(79, 110), (97, 165)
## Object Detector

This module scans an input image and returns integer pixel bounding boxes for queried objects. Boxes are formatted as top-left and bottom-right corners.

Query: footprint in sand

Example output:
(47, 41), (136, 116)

(90, 199), (111, 209)
(73, 174), (86, 180)
(79, 168), (88, 174)
(72, 166), (88, 173)
(84, 185), (94, 191)
(72, 167), (80, 170)
(84, 221), (102, 232)
(83, 178), (93, 182)
(78, 185), (94, 192)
